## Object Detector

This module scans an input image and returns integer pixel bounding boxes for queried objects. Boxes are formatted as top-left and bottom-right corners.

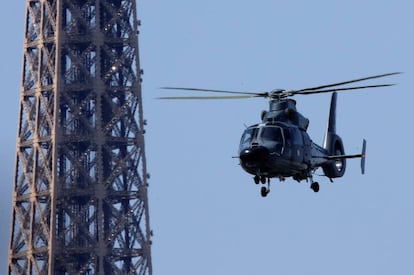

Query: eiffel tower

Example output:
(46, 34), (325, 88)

(8, 0), (152, 274)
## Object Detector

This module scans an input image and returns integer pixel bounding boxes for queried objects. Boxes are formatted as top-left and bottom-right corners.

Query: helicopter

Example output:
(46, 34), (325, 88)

(159, 72), (400, 197)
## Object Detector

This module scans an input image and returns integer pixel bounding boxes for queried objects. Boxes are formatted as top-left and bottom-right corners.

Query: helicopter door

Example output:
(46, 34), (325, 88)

(285, 127), (304, 162)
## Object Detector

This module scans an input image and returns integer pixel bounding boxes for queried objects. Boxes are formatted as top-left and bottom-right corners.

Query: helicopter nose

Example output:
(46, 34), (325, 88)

(239, 146), (269, 163)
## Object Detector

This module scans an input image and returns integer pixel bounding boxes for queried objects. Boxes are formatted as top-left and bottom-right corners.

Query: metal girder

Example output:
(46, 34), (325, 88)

(8, 0), (152, 274)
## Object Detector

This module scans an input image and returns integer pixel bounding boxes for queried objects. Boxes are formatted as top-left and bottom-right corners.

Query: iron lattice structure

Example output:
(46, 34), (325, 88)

(8, 0), (152, 274)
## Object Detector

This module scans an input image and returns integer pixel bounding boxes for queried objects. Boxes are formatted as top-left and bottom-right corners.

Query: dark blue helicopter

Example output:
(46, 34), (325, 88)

(160, 72), (399, 197)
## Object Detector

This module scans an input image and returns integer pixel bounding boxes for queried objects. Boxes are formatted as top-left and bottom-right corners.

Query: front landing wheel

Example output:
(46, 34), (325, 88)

(310, 182), (320, 193)
(261, 186), (269, 197)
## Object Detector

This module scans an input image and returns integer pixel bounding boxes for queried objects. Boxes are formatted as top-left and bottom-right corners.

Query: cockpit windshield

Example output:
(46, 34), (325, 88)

(239, 125), (285, 152)
(239, 127), (258, 151)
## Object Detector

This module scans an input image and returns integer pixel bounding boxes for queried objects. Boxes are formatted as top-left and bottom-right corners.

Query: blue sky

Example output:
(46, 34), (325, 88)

(1, 1), (413, 274)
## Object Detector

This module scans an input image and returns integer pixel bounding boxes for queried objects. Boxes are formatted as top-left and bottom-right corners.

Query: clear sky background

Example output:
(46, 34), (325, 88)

(1, 1), (413, 274)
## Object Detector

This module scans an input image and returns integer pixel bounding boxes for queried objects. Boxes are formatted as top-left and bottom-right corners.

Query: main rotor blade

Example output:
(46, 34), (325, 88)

(296, 72), (401, 92)
(161, 87), (267, 96)
(157, 95), (261, 100)
(294, 84), (395, 95)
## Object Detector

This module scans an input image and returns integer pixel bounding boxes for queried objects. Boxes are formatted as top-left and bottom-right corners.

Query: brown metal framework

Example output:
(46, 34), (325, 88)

(8, 0), (152, 274)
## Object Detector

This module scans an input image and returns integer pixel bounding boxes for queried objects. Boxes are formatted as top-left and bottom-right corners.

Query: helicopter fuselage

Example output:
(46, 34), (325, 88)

(237, 95), (362, 196)
(238, 121), (330, 182)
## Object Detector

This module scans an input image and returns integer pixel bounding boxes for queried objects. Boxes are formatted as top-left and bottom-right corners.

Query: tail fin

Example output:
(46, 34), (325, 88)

(323, 92), (337, 149)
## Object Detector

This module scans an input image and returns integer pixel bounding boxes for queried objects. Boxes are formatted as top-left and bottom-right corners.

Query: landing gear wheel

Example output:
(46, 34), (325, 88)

(260, 176), (267, 184)
(254, 175), (260, 185)
(310, 182), (320, 193)
(261, 186), (269, 197)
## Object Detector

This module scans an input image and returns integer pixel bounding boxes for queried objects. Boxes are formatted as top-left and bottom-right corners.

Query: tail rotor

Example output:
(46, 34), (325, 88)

(361, 139), (367, 174)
